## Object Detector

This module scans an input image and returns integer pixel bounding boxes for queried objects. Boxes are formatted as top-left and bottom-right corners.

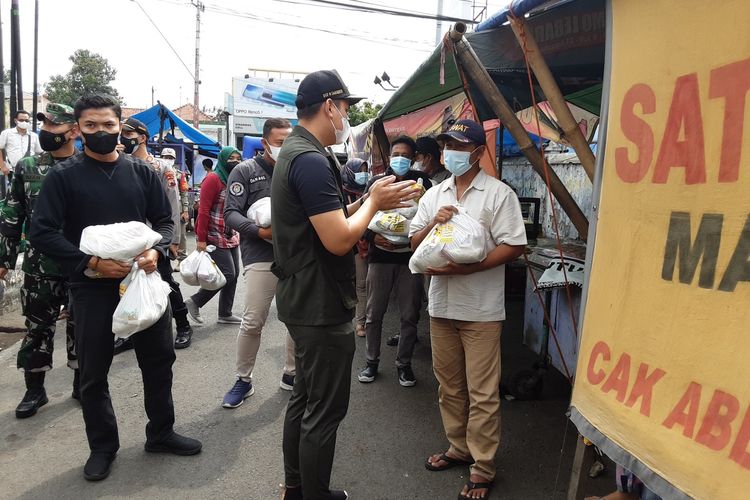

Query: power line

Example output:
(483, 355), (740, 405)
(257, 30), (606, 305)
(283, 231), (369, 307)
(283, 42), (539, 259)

(130, 0), (195, 79)
(201, 3), (434, 51)
(150, 0), (435, 53)
(278, 0), (477, 23)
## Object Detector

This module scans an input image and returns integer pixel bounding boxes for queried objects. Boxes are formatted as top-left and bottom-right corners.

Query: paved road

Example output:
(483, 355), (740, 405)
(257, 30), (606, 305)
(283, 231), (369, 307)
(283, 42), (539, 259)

(0, 264), (600, 499)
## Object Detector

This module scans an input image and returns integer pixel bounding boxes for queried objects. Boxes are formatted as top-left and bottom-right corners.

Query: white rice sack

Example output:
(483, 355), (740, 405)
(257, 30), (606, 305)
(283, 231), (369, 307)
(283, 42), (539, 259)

(409, 208), (492, 274)
(80, 221), (162, 261)
(247, 197), (272, 228)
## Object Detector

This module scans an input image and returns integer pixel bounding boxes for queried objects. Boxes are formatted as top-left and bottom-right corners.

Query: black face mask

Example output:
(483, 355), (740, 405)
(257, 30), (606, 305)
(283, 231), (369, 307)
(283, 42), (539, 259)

(120, 136), (140, 154)
(39, 129), (71, 152)
(82, 131), (119, 155)
(226, 160), (240, 171)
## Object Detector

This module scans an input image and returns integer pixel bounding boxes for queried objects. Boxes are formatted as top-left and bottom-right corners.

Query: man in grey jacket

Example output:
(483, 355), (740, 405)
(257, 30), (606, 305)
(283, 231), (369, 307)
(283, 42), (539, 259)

(221, 118), (296, 408)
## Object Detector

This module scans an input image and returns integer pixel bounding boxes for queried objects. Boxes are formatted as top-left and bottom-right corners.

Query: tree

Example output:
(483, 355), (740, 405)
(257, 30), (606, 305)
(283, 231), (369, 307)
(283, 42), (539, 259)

(348, 101), (383, 127)
(45, 50), (122, 106)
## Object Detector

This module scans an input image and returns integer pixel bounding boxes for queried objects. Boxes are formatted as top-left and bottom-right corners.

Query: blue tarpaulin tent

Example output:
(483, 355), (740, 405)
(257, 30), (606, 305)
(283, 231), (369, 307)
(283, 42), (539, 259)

(131, 103), (221, 156)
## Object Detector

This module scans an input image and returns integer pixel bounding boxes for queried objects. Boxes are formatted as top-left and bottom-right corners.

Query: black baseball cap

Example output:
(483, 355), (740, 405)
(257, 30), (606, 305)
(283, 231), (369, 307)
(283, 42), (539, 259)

(122, 117), (149, 137)
(295, 69), (365, 110)
(437, 119), (486, 146)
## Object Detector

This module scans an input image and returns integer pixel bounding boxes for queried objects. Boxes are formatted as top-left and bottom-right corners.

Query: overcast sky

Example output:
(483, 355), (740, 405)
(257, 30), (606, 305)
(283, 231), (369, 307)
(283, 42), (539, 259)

(6, 0), (507, 111)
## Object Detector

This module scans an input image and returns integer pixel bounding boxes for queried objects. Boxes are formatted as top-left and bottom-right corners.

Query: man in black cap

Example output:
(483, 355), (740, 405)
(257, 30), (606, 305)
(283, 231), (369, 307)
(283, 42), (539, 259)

(410, 119), (526, 500)
(119, 118), (193, 349)
(271, 70), (420, 500)
(415, 135), (449, 184)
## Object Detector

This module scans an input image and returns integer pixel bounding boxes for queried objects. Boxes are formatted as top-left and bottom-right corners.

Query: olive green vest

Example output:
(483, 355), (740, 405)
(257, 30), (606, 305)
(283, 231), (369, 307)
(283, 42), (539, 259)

(270, 126), (356, 326)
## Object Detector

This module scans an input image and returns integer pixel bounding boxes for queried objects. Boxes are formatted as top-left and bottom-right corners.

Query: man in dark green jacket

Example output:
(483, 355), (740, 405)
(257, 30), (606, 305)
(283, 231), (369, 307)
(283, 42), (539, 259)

(271, 69), (419, 500)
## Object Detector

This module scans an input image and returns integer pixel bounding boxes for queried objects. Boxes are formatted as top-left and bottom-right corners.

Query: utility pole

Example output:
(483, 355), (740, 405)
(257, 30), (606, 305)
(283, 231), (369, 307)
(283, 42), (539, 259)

(0, 5), (6, 131)
(191, 0), (204, 129)
(32, 0), (39, 131)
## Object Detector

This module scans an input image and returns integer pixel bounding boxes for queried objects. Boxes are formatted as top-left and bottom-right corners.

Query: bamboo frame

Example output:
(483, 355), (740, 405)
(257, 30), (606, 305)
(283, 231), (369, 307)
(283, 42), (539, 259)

(448, 24), (590, 240)
(508, 16), (596, 182)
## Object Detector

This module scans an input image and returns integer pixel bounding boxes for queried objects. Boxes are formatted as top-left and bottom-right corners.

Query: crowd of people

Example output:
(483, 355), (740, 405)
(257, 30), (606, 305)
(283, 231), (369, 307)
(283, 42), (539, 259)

(0, 69), (529, 500)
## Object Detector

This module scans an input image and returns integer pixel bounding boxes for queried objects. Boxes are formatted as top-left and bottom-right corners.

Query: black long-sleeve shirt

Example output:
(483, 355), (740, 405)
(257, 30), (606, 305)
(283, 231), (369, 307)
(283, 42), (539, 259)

(28, 153), (173, 286)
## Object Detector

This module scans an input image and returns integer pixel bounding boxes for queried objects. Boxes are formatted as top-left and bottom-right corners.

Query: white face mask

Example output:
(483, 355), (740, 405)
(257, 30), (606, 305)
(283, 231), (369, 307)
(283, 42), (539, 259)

(266, 142), (281, 161)
(161, 158), (175, 169)
(412, 161), (424, 172)
(330, 103), (351, 145)
(16, 121), (29, 130)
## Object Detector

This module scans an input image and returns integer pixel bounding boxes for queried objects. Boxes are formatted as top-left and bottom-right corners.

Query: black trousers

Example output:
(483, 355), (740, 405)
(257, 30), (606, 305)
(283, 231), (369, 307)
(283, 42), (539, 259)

(283, 322), (355, 499)
(72, 284), (176, 454)
(158, 257), (189, 329)
(190, 246), (240, 318)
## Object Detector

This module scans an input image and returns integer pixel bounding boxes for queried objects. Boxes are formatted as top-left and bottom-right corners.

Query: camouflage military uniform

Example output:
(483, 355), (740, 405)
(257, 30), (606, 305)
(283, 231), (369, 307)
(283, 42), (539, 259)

(0, 151), (77, 372)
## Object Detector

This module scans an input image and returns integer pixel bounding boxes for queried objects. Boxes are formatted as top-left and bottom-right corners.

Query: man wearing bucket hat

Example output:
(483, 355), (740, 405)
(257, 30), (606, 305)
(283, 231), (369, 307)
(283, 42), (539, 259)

(410, 119), (527, 500)
(0, 103), (81, 418)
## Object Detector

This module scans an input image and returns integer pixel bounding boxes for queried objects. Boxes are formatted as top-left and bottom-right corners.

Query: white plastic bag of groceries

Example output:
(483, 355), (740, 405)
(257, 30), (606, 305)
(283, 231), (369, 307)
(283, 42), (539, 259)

(247, 197), (272, 228)
(179, 249), (202, 285)
(409, 208), (492, 274)
(180, 246), (226, 290)
(80, 221), (162, 261)
(196, 247), (227, 290)
(112, 263), (170, 339)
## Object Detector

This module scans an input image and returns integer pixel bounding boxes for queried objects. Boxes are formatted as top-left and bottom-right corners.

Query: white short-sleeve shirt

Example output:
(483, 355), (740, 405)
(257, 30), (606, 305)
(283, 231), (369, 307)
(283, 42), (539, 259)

(409, 169), (527, 322)
(0, 128), (42, 168)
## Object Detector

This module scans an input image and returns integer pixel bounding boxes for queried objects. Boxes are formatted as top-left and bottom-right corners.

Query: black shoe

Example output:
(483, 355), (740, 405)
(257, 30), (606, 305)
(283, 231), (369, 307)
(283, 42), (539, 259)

(113, 337), (134, 356)
(15, 388), (49, 418)
(72, 369), (81, 401)
(282, 486), (303, 500)
(398, 365), (417, 387)
(174, 325), (193, 349)
(145, 432), (202, 455)
(357, 363), (378, 383)
(16, 371), (48, 418)
(385, 334), (400, 347)
(83, 452), (116, 481)
(327, 490), (349, 500)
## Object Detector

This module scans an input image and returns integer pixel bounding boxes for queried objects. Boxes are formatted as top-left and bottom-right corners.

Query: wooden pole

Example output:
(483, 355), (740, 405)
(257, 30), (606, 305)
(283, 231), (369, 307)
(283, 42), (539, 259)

(448, 24), (589, 240)
(372, 118), (391, 175)
(508, 16), (596, 182)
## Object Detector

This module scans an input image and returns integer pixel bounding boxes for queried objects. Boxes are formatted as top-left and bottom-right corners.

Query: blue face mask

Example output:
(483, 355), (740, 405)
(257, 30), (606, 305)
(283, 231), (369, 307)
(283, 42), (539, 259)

(354, 171), (369, 185)
(390, 156), (412, 176)
(443, 148), (478, 177)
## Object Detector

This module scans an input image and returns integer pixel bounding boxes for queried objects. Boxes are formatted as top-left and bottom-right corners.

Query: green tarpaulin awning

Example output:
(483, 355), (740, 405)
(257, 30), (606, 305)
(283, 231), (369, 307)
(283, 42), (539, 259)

(379, 0), (605, 124)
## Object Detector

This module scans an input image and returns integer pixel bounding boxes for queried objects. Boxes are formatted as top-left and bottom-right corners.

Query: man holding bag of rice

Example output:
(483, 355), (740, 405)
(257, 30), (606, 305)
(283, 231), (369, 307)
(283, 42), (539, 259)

(29, 94), (201, 482)
(409, 119), (526, 500)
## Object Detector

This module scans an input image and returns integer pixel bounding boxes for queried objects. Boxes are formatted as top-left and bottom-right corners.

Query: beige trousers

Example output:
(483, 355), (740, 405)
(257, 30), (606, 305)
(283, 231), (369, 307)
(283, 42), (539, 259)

(430, 317), (502, 480)
(236, 262), (295, 383)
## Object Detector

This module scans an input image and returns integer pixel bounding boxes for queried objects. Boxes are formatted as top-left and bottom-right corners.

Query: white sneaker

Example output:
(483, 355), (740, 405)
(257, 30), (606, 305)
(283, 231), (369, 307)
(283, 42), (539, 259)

(217, 315), (242, 325)
(185, 298), (204, 324)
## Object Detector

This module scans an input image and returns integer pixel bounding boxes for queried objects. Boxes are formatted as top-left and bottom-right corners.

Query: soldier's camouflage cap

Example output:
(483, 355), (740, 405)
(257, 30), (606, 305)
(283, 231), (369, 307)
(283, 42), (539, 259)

(36, 103), (76, 125)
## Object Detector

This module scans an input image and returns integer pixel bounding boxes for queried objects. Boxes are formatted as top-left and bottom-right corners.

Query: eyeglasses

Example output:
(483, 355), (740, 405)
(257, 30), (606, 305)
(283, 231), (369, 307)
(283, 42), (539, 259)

(16, 119), (29, 122)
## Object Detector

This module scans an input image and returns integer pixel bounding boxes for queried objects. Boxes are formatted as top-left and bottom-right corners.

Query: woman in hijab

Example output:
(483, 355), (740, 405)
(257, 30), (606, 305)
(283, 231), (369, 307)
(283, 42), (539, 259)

(184, 146), (242, 326)
(341, 158), (370, 337)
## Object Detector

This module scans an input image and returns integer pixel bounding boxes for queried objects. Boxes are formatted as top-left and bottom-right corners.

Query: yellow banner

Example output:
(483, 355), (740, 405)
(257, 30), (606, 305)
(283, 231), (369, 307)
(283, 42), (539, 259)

(571, 1), (750, 498)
